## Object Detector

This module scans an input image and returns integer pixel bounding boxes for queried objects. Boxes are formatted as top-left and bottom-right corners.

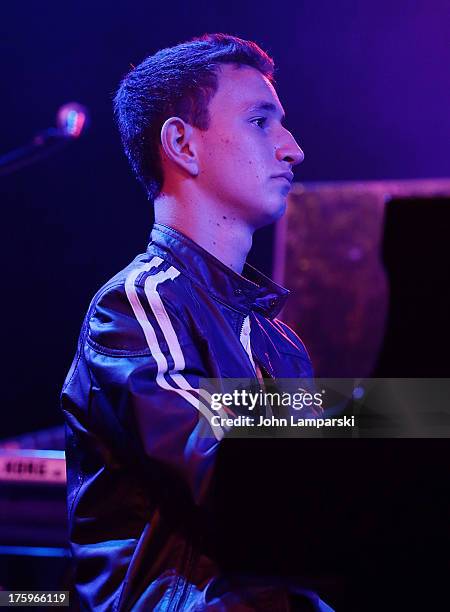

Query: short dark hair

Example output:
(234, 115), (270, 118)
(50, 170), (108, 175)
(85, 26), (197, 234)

(114, 33), (274, 201)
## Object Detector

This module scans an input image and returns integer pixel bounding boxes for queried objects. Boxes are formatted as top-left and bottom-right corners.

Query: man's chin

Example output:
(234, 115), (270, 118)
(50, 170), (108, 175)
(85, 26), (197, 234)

(274, 198), (288, 221)
(254, 198), (287, 229)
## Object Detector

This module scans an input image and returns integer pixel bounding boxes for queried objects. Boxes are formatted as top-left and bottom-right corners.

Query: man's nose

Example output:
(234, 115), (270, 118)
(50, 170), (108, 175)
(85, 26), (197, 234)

(276, 130), (305, 166)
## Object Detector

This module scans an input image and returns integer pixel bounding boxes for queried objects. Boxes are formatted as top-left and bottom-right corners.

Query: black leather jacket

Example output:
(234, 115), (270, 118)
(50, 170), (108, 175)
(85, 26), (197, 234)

(62, 224), (327, 611)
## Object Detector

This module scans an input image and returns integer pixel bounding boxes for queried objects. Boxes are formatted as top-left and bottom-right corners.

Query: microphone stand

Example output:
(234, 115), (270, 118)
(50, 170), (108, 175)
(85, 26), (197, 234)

(0, 129), (72, 177)
(0, 102), (89, 177)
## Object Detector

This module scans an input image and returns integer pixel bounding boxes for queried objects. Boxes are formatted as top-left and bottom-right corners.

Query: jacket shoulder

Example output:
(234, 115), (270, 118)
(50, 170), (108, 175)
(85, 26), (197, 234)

(85, 252), (193, 354)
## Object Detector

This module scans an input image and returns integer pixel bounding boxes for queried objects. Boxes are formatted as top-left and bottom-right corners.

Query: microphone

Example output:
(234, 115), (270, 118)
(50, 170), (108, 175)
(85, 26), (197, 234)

(0, 102), (89, 176)
(56, 102), (89, 139)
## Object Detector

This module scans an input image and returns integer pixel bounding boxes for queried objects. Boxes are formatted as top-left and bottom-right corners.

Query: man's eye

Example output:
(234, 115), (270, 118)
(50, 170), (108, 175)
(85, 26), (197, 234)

(252, 117), (267, 128)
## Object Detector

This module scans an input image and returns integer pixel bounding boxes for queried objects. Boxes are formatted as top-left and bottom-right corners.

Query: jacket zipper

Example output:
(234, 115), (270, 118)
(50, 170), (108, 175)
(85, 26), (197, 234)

(239, 314), (259, 376)
(172, 544), (196, 611)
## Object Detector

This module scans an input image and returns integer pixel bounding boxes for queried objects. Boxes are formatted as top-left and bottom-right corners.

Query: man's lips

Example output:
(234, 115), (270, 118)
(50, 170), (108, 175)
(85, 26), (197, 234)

(271, 171), (294, 183)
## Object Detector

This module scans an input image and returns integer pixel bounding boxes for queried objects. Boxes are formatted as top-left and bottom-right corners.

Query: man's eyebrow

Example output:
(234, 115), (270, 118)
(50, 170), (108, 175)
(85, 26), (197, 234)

(244, 101), (286, 121)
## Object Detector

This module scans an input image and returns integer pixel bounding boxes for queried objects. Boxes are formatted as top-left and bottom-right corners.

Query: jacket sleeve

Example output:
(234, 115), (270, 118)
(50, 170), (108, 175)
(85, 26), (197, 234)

(67, 274), (225, 510)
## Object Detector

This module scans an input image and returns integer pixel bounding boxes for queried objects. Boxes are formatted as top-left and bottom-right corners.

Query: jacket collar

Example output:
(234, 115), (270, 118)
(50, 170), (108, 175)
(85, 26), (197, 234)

(148, 223), (289, 319)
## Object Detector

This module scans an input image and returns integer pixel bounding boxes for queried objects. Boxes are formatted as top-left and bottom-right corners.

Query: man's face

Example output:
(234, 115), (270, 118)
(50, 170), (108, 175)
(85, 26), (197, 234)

(195, 64), (304, 229)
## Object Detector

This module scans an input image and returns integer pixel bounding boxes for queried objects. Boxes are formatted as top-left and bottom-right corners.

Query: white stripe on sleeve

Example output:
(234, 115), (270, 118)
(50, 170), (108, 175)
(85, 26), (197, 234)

(125, 259), (224, 440)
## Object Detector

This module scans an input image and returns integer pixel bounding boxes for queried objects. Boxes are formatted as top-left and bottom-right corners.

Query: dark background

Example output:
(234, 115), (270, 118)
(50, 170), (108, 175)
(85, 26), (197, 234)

(1, 0), (449, 436)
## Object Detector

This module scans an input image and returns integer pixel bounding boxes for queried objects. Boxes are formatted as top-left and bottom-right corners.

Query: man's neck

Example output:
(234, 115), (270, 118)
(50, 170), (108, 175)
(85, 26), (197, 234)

(154, 195), (253, 274)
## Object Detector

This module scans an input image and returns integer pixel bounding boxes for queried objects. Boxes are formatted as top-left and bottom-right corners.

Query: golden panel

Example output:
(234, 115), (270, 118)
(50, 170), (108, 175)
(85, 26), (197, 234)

(274, 179), (450, 376)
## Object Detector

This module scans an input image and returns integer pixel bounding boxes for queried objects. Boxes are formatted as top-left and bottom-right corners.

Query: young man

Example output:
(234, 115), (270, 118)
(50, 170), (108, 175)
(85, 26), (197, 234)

(62, 34), (330, 611)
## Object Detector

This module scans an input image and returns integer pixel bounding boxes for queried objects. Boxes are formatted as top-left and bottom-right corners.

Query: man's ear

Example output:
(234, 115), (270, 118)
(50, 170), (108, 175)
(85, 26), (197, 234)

(160, 117), (199, 176)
